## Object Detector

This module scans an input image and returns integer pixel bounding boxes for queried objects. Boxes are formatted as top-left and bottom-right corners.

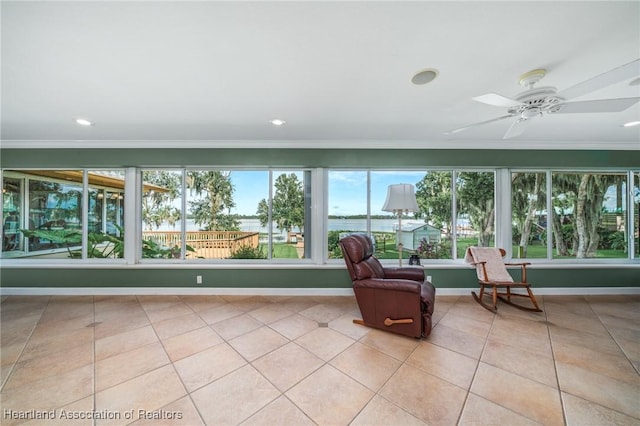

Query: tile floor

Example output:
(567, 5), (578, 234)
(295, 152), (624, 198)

(1, 293), (639, 425)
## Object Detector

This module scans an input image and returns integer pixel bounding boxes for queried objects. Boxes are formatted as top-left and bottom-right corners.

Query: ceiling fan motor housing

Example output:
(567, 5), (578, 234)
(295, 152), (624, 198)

(509, 86), (564, 115)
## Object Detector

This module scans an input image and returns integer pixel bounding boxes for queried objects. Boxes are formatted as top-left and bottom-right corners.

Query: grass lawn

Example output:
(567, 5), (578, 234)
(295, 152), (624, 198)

(260, 243), (299, 258)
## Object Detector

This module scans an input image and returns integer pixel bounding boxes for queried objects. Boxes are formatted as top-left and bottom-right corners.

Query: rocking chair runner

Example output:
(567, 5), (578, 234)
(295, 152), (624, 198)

(464, 247), (542, 313)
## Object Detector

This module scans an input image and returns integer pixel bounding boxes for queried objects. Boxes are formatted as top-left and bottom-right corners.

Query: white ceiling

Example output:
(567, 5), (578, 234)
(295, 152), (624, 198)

(2, 1), (639, 149)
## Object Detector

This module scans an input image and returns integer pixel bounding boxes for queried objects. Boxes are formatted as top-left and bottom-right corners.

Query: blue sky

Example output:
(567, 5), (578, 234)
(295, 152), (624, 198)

(188, 170), (427, 216)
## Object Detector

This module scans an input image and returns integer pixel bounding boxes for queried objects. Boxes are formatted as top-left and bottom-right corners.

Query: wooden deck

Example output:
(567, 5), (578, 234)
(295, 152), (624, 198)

(142, 231), (260, 259)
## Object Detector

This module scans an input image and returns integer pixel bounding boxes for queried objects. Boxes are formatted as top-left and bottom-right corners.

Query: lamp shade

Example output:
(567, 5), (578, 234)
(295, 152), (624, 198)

(381, 184), (419, 213)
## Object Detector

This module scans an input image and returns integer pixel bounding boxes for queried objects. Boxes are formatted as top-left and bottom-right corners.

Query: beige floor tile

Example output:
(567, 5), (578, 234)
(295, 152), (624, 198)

(95, 325), (158, 361)
(556, 361), (640, 419)
(23, 395), (95, 426)
(136, 295), (183, 311)
(359, 328), (421, 361)
(95, 341), (170, 392)
(178, 294), (227, 312)
(248, 303), (295, 324)
(4, 341), (93, 390)
(191, 364), (280, 425)
(95, 364), (186, 426)
(130, 396), (204, 425)
(144, 303), (194, 324)
(481, 339), (558, 388)
(229, 326), (289, 361)
(458, 393), (539, 426)
(470, 362), (564, 425)
(19, 326), (94, 363)
(173, 342), (246, 392)
(380, 364), (467, 425)
(427, 323), (486, 359)
(227, 297), (270, 313)
(299, 302), (349, 323)
(197, 303), (245, 324)
(437, 311), (492, 338)
(286, 364), (374, 425)
(552, 339), (639, 386)
(329, 313), (372, 340)
(161, 326), (223, 362)
(488, 316), (553, 359)
(268, 313), (319, 340)
(549, 323), (622, 356)
(445, 299), (496, 324)
(242, 395), (315, 425)
(252, 342), (324, 392)
(295, 327), (355, 361)
(562, 391), (640, 426)
(351, 394), (427, 425)
(331, 342), (402, 391)
(0, 365), (94, 426)
(93, 309), (151, 340)
(406, 341), (478, 389)
(151, 312), (207, 340)
(210, 313), (263, 340)
(94, 299), (144, 322)
(277, 298), (319, 313)
(3, 294), (640, 426)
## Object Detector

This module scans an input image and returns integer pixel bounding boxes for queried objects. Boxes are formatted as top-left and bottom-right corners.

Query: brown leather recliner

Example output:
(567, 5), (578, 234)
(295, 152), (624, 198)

(339, 233), (436, 338)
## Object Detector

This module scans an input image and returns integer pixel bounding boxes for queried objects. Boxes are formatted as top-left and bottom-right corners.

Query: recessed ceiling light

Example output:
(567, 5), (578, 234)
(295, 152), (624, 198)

(74, 118), (94, 126)
(623, 120), (640, 127)
(270, 119), (286, 126)
(411, 68), (439, 85)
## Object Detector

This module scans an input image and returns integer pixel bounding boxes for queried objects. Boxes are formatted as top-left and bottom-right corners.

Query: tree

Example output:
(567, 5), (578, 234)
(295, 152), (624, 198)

(415, 172), (452, 233)
(512, 172), (545, 256)
(187, 171), (240, 231)
(257, 173), (304, 243)
(141, 171), (181, 231)
(457, 172), (495, 247)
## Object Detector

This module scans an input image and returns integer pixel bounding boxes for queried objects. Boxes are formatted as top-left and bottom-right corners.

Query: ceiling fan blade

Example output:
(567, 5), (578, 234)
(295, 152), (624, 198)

(445, 114), (515, 135)
(472, 93), (523, 107)
(503, 118), (533, 139)
(556, 59), (640, 100)
(553, 97), (640, 114)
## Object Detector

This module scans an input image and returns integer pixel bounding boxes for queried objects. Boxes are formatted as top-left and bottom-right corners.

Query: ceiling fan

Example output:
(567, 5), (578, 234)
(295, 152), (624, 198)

(447, 59), (640, 139)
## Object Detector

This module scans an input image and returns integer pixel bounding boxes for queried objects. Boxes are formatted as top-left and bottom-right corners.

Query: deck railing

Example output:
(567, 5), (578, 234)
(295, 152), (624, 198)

(142, 231), (260, 259)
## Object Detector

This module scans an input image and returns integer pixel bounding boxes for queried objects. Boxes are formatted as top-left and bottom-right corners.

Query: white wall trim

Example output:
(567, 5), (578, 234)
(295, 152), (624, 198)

(1, 287), (638, 297)
(2, 139), (638, 151)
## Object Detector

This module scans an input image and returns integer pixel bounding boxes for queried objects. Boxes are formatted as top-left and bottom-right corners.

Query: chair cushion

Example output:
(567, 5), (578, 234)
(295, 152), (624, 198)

(465, 247), (514, 282)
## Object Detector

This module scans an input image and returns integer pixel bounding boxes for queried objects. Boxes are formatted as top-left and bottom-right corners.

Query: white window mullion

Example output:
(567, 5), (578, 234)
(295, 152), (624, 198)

(546, 170), (553, 260)
(81, 170), (89, 259)
(124, 167), (138, 264)
(181, 170), (187, 259)
(495, 169), (511, 257)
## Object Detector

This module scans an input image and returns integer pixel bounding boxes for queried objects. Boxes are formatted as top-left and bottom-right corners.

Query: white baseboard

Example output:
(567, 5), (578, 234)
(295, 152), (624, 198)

(1, 287), (638, 296)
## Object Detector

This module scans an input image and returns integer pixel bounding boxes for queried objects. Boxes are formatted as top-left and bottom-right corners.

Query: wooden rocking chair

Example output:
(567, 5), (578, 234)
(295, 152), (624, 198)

(464, 247), (542, 313)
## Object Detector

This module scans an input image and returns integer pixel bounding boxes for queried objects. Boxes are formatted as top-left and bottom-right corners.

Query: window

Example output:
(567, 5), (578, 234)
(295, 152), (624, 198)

(451, 171), (496, 260)
(511, 172), (547, 258)
(551, 172), (628, 259)
(328, 170), (459, 261)
(141, 169), (184, 259)
(1, 169), (126, 259)
(140, 169), (311, 260)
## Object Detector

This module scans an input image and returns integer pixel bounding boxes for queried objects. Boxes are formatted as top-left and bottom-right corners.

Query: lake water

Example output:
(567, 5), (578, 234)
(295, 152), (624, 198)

(158, 218), (404, 236)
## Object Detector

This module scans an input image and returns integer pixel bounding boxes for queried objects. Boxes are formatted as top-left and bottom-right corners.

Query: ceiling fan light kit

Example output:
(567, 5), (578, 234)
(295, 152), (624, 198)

(448, 59), (640, 139)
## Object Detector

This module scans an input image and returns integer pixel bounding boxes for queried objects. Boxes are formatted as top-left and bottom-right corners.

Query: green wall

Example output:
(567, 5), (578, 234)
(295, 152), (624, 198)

(2, 147), (639, 291)
(2, 148), (639, 169)
(1, 267), (638, 289)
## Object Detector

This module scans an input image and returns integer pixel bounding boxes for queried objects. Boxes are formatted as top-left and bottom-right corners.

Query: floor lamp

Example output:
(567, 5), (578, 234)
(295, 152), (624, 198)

(382, 184), (419, 266)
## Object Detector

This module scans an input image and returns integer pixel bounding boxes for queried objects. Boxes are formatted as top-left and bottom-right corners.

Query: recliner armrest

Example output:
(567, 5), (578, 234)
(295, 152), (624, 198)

(383, 267), (425, 282)
(353, 278), (422, 294)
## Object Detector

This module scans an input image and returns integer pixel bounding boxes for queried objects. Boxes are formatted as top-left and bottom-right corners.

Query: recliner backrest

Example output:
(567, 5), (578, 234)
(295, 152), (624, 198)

(339, 233), (385, 281)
